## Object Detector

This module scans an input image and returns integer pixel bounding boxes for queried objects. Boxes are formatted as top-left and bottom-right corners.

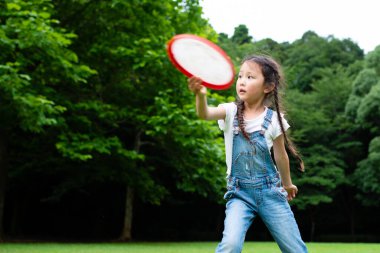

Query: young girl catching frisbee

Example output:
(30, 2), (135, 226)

(188, 55), (308, 253)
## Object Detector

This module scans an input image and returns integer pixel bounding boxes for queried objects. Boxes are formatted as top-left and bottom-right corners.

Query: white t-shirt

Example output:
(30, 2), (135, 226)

(217, 102), (290, 177)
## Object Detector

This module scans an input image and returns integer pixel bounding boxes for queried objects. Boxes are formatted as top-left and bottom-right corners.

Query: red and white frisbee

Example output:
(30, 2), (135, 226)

(167, 34), (235, 90)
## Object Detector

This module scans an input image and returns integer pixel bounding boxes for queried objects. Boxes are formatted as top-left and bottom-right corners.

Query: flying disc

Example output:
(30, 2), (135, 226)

(167, 34), (235, 90)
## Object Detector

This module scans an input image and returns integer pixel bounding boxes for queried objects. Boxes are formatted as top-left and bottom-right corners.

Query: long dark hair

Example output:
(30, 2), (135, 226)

(235, 55), (304, 172)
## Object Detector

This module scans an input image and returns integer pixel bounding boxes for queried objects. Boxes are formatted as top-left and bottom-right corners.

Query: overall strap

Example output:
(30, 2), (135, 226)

(233, 112), (240, 135)
(260, 108), (273, 135)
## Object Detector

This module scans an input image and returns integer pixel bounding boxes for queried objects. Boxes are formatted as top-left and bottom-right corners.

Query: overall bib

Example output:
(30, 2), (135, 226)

(216, 109), (308, 253)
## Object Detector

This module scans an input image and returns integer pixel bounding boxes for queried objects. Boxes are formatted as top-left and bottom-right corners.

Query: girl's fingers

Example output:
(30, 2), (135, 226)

(288, 190), (295, 201)
(188, 77), (203, 92)
(189, 77), (202, 86)
(285, 185), (298, 201)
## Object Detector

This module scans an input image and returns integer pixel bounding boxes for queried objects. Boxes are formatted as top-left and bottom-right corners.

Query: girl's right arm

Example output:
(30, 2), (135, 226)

(188, 77), (226, 121)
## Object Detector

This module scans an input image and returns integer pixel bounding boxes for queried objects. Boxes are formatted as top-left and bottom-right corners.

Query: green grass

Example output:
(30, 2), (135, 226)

(0, 242), (379, 253)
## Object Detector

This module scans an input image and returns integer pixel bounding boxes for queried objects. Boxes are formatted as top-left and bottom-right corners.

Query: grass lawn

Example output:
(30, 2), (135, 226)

(0, 242), (380, 253)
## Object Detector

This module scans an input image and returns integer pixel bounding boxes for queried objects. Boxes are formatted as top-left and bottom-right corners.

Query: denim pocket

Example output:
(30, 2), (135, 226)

(273, 186), (288, 201)
(223, 190), (235, 200)
(224, 178), (237, 200)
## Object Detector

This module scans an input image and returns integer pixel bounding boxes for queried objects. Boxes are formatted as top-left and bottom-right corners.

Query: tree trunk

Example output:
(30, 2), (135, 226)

(346, 189), (356, 238)
(119, 130), (142, 241)
(119, 186), (134, 241)
(0, 132), (8, 241)
(310, 220), (315, 242)
(309, 208), (316, 242)
(349, 207), (355, 236)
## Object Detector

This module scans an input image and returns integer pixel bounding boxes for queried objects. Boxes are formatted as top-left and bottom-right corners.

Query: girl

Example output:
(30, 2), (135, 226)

(188, 55), (308, 253)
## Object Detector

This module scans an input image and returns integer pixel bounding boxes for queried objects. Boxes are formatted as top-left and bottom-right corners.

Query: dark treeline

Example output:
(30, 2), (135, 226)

(0, 0), (379, 242)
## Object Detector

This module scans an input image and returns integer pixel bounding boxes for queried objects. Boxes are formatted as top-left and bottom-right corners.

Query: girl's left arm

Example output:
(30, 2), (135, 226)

(273, 134), (298, 201)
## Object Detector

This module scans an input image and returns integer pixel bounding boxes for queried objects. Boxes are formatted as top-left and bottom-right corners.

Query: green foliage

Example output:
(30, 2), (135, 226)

(0, 0), (225, 211)
(283, 63), (353, 210)
(56, 134), (144, 161)
(285, 87), (346, 210)
(251, 38), (290, 63)
(345, 69), (378, 120)
(311, 66), (352, 119)
(0, 0), (94, 133)
(146, 89), (226, 200)
(231, 24), (252, 45)
(357, 84), (380, 133)
(352, 69), (378, 96)
(292, 145), (345, 209)
(284, 31), (363, 91)
(49, 0), (223, 204)
(341, 42), (380, 208)
(366, 45), (380, 75)
(354, 137), (380, 206)
(2, 0), (380, 239)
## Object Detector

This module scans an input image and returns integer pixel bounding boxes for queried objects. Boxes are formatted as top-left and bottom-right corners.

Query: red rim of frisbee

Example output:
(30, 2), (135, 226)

(167, 34), (235, 90)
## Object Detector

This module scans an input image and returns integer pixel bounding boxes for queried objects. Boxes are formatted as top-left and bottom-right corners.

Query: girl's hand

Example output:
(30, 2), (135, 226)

(284, 184), (298, 201)
(188, 76), (207, 96)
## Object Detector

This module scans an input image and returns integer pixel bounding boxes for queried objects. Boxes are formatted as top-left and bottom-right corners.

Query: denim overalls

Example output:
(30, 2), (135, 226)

(216, 109), (308, 253)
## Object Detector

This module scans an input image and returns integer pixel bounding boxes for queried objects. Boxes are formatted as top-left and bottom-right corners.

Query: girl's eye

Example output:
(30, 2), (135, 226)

(237, 75), (242, 79)
(248, 76), (253, 79)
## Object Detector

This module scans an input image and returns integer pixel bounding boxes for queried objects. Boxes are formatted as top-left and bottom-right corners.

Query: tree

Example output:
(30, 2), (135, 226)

(284, 66), (354, 240)
(347, 47), (380, 208)
(231, 24), (252, 45)
(345, 69), (379, 120)
(0, 0), (228, 241)
(252, 38), (290, 63)
(353, 137), (380, 206)
(284, 31), (363, 91)
(2, 1), (379, 241)
(0, 0), (95, 239)
(366, 45), (380, 75)
(52, 0), (223, 240)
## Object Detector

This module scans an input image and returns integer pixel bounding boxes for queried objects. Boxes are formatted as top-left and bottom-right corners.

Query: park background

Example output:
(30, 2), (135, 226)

(0, 0), (380, 245)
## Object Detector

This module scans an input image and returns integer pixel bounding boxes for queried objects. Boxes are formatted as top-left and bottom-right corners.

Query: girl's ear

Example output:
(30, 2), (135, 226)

(264, 83), (275, 94)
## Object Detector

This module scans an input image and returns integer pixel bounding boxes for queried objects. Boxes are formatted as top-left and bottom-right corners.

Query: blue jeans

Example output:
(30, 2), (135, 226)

(216, 176), (308, 253)
(216, 110), (307, 253)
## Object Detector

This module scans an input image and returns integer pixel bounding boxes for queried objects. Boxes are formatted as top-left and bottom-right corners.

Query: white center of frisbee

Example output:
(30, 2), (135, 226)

(171, 38), (233, 85)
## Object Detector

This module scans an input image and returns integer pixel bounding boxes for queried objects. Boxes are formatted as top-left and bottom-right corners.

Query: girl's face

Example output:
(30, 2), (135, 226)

(236, 61), (273, 104)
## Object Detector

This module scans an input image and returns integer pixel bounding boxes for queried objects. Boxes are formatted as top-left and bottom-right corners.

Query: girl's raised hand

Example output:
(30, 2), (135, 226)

(188, 76), (207, 95)
(284, 184), (298, 201)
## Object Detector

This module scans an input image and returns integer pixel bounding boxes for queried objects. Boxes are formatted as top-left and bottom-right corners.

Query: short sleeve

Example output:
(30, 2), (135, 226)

(217, 102), (235, 132)
(271, 112), (290, 140)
